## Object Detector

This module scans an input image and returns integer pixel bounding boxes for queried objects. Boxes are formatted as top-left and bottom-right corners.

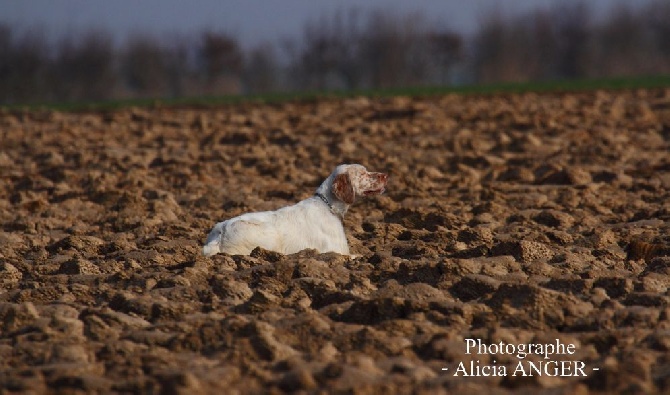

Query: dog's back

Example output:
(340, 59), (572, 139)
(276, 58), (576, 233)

(202, 198), (348, 256)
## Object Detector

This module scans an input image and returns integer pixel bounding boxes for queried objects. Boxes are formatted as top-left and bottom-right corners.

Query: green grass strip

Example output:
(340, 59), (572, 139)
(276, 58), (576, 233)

(4, 74), (670, 112)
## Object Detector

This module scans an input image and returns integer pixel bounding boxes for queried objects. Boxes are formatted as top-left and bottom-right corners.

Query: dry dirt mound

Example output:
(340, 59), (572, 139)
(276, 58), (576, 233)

(1, 90), (670, 393)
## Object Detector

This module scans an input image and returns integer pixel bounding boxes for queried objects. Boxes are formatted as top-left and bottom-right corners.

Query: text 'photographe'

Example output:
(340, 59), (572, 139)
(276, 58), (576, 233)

(442, 339), (600, 378)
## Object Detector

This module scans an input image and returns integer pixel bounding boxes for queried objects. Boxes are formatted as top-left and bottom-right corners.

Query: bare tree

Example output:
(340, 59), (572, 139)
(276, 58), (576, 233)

(294, 8), (363, 91)
(428, 30), (464, 85)
(122, 35), (169, 97)
(0, 26), (51, 103)
(553, 2), (593, 79)
(163, 34), (196, 98)
(526, 10), (560, 80)
(646, 0), (670, 72)
(595, 3), (662, 76)
(473, 11), (530, 83)
(473, 3), (594, 83)
(361, 10), (412, 88)
(0, 24), (14, 102)
(53, 31), (115, 101)
(244, 43), (279, 94)
(199, 31), (243, 94)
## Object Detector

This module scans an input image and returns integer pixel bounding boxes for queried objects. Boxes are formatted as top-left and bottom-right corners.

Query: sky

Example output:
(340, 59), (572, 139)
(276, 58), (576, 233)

(0, 0), (656, 49)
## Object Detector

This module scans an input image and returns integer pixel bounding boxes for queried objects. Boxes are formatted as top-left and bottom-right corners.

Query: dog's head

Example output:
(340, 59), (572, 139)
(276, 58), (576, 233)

(331, 164), (388, 205)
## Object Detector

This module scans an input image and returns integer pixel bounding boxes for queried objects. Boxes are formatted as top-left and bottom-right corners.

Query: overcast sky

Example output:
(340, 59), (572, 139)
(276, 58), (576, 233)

(0, 0), (655, 48)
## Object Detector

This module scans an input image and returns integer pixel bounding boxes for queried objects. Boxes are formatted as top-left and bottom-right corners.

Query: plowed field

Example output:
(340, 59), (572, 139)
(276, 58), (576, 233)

(2, 89), (670, 393)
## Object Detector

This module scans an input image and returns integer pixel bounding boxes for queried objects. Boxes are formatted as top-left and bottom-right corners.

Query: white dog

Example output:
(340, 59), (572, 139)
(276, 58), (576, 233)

(203, 164), (388, 256)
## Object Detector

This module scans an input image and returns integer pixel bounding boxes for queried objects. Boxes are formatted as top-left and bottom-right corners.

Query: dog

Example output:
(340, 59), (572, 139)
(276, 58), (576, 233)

(202, 164), (388, 256)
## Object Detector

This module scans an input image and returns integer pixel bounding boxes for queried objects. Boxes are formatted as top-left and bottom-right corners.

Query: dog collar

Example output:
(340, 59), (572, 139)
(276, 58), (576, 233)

(315, 192), (333, 210)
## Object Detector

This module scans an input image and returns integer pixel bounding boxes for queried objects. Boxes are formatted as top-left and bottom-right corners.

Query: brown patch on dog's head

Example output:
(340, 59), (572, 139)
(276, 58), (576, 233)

(332, 173), (355, 204)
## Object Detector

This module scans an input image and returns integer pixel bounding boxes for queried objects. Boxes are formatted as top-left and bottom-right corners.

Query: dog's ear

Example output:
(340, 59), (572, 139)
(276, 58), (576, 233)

(332, 173), (355, 204)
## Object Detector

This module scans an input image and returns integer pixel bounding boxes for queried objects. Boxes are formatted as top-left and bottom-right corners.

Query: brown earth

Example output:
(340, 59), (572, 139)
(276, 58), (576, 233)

(1, 89), (670, 394)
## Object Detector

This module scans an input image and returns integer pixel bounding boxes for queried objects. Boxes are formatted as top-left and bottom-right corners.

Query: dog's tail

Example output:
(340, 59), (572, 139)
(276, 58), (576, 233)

(202, 221), (227, 256)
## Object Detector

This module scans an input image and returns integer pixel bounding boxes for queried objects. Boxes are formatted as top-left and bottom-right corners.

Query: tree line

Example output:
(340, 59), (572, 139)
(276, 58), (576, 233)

(1, 1), (669, 105)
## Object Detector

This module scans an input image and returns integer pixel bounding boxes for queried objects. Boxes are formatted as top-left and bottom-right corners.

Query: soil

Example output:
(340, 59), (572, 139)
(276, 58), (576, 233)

(1, 89), (670, 394)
